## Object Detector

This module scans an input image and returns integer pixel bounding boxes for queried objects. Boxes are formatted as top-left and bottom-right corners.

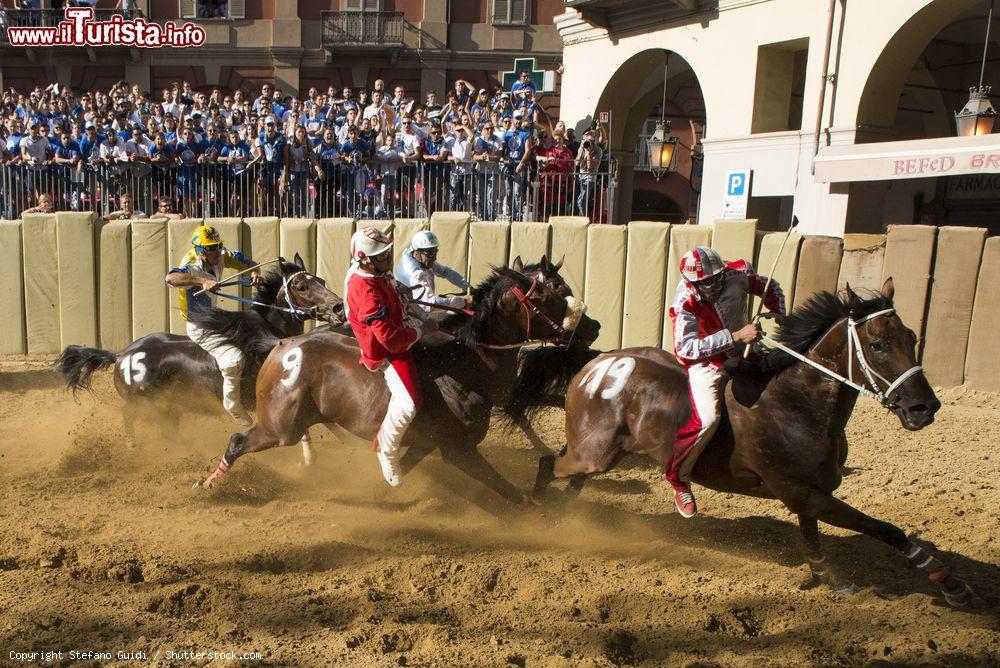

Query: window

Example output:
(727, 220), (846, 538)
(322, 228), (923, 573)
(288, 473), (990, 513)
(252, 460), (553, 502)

(343, 0), (382, 9)
(492, 0), (529, 25)
(179, 0), (244, 19)
(750, 38), (809, 134)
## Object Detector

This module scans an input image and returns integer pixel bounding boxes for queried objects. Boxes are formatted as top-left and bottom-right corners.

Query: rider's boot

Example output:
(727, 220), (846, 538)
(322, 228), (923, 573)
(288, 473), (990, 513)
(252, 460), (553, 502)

(376, 447), (402, 487)
(666, 473), (698, 518)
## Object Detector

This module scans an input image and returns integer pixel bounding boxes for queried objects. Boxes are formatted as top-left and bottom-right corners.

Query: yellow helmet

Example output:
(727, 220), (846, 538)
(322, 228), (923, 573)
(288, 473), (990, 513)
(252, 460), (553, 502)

(191, 225), (223, 253)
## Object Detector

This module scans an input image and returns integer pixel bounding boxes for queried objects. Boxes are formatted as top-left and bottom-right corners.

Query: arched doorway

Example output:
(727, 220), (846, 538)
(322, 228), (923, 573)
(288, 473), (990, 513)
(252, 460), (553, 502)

(848, 0), (998, 233)
(592, 49), (706, 225)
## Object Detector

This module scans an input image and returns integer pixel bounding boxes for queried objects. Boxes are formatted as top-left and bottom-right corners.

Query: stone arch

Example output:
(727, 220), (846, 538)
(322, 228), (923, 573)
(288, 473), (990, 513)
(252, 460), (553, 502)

(856, 0), (981, 132)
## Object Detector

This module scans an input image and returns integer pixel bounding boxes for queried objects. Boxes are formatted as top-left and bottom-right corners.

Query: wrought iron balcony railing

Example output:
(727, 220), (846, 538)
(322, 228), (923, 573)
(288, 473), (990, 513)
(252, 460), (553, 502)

(321, 10), (404, 48)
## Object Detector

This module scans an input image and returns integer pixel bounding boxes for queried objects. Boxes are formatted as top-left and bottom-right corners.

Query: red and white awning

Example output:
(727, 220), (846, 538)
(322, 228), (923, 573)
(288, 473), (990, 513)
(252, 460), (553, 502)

(814, 134), (1000, 183)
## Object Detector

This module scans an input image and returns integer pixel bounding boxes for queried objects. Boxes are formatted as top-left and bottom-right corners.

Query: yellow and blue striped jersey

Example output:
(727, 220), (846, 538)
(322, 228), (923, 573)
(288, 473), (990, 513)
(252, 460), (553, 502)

(167, 247), (255, 321)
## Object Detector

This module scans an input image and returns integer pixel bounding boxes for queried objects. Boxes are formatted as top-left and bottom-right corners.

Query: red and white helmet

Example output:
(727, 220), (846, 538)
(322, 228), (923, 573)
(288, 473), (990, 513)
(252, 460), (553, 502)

(350, 226), (393, 262)
(679, 246), (724, 283)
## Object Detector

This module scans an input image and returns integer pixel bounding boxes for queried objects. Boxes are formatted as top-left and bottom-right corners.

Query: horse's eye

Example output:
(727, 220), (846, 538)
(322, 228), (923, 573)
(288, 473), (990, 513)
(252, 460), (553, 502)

(870, 340), (885, 353)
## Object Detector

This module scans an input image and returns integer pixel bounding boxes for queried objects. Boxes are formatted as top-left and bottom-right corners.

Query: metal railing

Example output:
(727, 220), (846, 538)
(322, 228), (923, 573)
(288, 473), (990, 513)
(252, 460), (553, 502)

(0, 8), (141, 37)
(0, 160), (615, 223)
(321, 10), (404, 48)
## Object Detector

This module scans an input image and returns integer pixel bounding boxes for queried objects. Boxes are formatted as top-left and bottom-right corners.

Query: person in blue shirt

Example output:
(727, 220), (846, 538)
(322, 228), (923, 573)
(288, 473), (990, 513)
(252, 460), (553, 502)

(421, 125), (450, 216)
(314, 128), (341, 217)
(252, 116), (288, 215)
(176, 127), (205, 217)
(511, 71), (537, 102)
(501, 119), (534, 221)
(53, 131), (84, 210)
(219, 129), (252, 215)
(339, 124), (370, 216)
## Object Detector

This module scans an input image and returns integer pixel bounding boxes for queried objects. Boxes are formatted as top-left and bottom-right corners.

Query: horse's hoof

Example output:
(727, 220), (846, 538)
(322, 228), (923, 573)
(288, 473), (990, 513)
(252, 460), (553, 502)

(831, 581), (861, 598)
(942, 576), (975, 608)
(192, 480), (203, 490)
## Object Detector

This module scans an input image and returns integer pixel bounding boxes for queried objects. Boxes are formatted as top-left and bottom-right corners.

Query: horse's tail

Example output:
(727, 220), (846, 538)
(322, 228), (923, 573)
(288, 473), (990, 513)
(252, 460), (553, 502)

(56, 345), (118, 395)
(186, 306), (282, 366)
(502, 346), (602, 424)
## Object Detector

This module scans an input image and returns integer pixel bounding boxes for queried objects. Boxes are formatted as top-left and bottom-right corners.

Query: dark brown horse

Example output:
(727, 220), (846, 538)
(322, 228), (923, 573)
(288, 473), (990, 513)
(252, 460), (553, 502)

(192, 256), (601, 506)
(56, 255), (343, 462)
(532, 279), (978, 607)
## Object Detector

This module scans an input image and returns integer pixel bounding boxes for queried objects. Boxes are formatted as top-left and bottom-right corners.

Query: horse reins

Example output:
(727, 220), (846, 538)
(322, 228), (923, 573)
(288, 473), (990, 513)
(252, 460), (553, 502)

(760, 308), (923, 408)
(212, 271), (322, 320)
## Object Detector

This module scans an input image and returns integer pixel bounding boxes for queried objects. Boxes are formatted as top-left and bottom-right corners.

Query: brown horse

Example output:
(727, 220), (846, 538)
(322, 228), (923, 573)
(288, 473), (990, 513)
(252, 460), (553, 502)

(532, 279), (978, 607)
(56, 255), (343, 463)
(192, 256), (601, 506)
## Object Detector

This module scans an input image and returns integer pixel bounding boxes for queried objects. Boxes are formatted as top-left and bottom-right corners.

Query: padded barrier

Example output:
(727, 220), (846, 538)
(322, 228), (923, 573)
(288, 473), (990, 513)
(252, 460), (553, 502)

(469, 221), (510, 285)
(243, 217), (280, 271)
(509, 221), (551, 268)
(0, 221), (25, 354)
(965, 237), (1000, 392)
(56, 212), (98, 347)
(317, 218), (355, 296)
(130, 218), (169, 339)
(881, 225), (936, 351)
(383, 219), (427, 265)
(622, 222), (670, 349)
(921, 226), (987, 387)
(792, 235), (842, 309)
(549, 216), (589, 297)
(711, 219), (757, 262)
(754, 231), (802, 336)
(585, 225), (627, 351)
(98, 220), (132, 351)
(662, 225), (712, 350)
(430, 212), (471, 287)
(21, 214), (60, 353)
(280, 218), (317, 333)
(838, 234), (885, 293)
(167, 218), (203, 334)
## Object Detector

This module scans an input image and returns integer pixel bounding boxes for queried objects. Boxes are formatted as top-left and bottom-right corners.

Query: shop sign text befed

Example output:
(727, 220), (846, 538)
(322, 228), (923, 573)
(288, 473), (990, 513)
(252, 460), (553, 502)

(892, 153), (1000, 177)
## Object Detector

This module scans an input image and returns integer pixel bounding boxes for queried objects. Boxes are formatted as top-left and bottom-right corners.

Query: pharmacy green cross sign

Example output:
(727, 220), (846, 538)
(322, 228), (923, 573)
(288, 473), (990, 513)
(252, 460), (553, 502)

(501, 57), (555, 93)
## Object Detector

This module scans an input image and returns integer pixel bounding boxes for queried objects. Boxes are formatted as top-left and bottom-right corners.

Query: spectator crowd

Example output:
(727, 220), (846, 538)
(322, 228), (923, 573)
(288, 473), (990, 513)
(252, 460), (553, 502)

(0, 71), (611, 222)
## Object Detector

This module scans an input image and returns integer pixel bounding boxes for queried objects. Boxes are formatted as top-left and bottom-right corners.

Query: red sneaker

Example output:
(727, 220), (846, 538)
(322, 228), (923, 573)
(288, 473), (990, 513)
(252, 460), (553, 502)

(673, 485), (697, 518)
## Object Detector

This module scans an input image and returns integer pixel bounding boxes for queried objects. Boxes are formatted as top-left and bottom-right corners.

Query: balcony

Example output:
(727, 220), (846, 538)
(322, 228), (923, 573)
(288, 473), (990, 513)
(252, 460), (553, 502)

(321, 10), (404, 49)
(0, 7), (141, 32)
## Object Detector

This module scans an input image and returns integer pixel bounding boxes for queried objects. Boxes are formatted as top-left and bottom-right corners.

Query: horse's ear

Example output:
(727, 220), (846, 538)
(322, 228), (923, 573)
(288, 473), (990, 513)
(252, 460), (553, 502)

(294, 252), (306, 270)
(845, 282), (860, 308)
(880, 277), (895, 301)
(511, 256), (524, 272)
(554, 254), (565, 272)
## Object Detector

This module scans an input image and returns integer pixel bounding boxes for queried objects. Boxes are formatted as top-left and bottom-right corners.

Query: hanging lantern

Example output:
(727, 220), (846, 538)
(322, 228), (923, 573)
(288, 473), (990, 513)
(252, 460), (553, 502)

(646, 120), (678, 180)
(955, 86), (997, 137)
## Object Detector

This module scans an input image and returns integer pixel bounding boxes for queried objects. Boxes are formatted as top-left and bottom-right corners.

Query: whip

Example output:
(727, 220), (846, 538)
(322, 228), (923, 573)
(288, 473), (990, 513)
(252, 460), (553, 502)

(744, 217), (798, 359)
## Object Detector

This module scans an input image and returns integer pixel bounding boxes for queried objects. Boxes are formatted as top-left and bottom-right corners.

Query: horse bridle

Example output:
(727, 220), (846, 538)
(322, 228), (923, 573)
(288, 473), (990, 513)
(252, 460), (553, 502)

(762, 308), (923, 409)
(278, 270), (320, 320)
(509, 277), (568, 344)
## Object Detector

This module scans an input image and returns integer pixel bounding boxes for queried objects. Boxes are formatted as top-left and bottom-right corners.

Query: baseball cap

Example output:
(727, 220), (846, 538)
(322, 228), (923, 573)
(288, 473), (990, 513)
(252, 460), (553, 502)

(479, 88), (488, 95)
(500, 93), (510, 99)
(85, 121), (95, 129)
(265, 116), (277, 125)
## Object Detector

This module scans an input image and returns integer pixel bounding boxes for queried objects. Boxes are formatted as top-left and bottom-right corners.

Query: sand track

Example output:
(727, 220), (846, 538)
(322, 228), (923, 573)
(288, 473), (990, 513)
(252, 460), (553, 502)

(0, 360), (997, 667)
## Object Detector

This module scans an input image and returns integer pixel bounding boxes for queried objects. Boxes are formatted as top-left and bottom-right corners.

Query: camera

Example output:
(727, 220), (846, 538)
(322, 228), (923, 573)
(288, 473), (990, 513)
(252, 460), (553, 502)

(582, 140), (592, 149)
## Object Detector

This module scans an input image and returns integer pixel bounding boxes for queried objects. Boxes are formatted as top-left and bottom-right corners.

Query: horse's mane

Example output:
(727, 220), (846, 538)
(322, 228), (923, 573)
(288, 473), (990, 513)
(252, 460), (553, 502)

(760, 289), (893, 372)
(441, 264), (538, 349)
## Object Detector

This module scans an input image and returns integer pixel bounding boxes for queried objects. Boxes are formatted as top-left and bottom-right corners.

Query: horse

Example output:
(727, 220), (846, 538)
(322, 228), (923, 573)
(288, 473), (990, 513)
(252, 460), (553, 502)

(530, 279), (978, 608)
(190, 256), (602, 508)
(55, 254), (344, 465)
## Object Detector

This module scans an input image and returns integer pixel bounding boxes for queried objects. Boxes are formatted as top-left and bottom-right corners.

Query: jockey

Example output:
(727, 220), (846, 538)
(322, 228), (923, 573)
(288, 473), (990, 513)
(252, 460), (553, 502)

(394, 230), (474, 316)
(165, 225), (261, 426)
(666, 246), (785, 518)
(345, 226), (436, 487)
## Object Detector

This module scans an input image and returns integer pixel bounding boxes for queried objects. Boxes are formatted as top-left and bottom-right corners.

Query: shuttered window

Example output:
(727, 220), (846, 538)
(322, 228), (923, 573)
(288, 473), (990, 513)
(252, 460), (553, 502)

(180, 0), (245, 19)
(343, 0), (381, 9)
(492, 0), (528, 25)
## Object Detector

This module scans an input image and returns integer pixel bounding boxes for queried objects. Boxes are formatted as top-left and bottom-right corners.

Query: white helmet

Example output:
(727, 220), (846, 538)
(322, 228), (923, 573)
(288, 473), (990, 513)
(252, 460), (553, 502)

(679, 246), (725, 283)
(410, 230), (440, 251)
(350, 226), (393, 262)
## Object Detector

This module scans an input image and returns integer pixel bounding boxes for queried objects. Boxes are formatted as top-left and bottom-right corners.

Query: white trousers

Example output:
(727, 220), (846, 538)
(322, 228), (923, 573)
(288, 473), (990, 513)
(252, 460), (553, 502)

(377, 360), (419, 462)
(679, 363), (726, 482)
(186, 321), (246, 416)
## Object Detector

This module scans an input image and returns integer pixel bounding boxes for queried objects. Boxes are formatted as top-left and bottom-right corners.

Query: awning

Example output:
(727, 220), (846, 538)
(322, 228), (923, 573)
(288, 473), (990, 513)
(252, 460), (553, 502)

(814, 134), (1000, 183)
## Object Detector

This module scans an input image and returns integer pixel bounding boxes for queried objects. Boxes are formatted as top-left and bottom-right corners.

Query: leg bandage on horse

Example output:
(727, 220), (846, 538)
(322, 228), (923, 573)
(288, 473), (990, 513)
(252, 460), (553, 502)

(666, 363), (725, 489)
(376, 356), (422, 460)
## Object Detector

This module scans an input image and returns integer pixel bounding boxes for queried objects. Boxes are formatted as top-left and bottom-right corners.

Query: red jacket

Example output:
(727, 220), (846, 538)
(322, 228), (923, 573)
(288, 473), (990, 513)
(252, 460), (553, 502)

(346, 266), (420, 370)
(668, 259), (785, 368)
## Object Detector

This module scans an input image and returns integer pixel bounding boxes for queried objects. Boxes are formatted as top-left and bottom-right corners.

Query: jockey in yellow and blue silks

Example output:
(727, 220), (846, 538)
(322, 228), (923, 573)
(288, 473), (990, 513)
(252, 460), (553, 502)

(165, 225), (261, 426)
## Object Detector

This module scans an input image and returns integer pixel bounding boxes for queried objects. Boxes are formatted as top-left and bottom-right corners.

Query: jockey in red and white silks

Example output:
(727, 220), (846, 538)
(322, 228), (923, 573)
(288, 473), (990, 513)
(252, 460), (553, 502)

(666, 246), (785, 518)
(345, 226), (434, 487)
